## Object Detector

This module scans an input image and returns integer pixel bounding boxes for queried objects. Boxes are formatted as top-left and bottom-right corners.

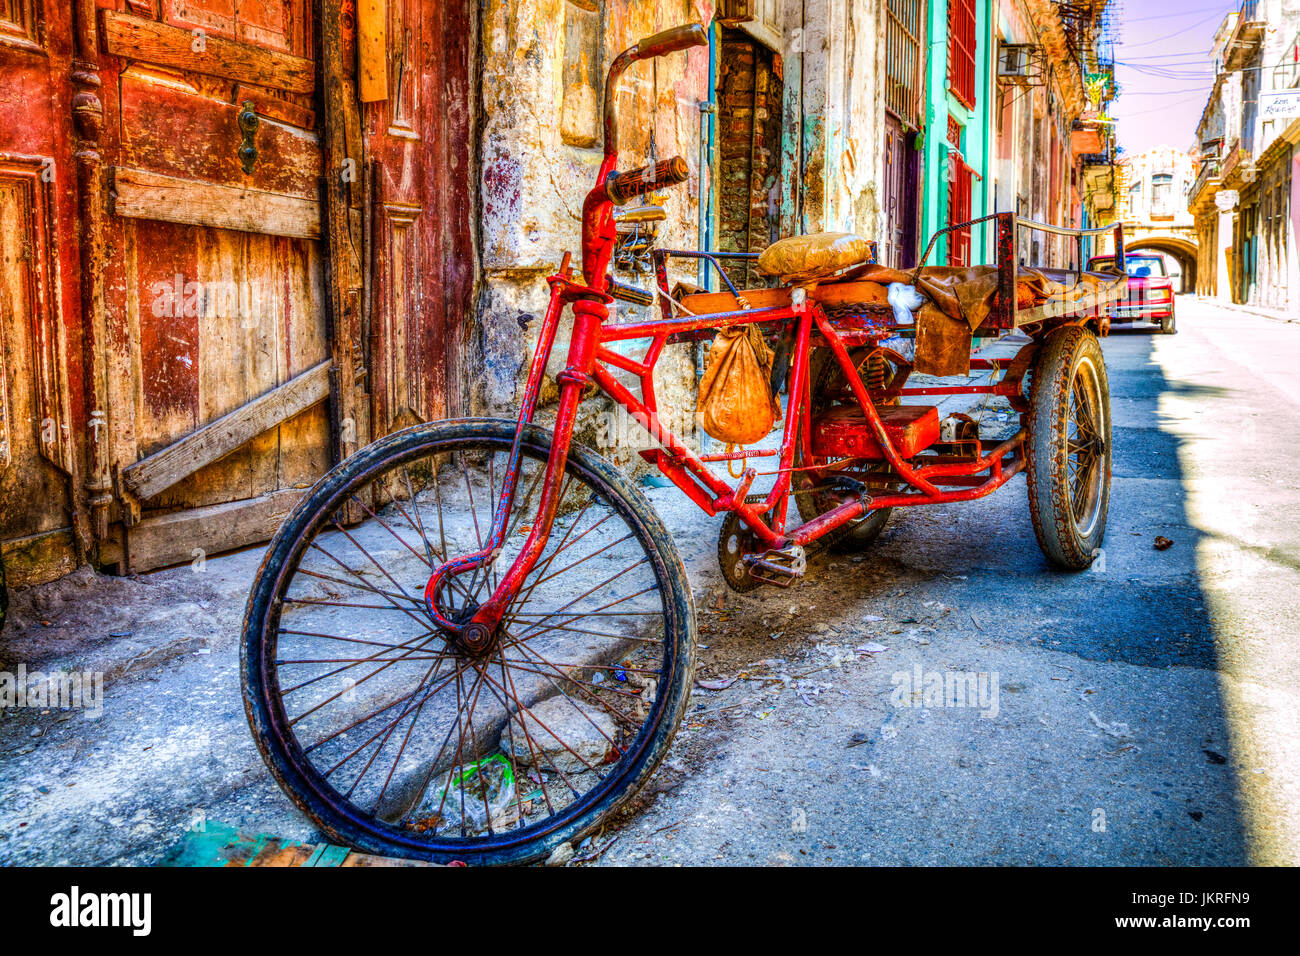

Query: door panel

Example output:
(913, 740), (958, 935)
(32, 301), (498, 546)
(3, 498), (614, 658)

(103, 0), (333, 569)
(882, 114), (919, 268)
(122, 218), (329, 512)
(365, 0), (474, 435)
(117, 70), (321, 196)
(0, 164), (76, 582)
(0, 1), (82, 585)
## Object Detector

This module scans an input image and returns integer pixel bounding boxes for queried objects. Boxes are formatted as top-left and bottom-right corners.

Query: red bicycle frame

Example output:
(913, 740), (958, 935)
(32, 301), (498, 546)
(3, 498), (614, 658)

(422, 24), (1042, 640)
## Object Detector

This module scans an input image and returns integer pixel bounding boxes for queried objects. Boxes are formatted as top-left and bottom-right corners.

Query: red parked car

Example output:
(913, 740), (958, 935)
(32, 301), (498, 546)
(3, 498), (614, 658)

(1086, 253), (1177, 334)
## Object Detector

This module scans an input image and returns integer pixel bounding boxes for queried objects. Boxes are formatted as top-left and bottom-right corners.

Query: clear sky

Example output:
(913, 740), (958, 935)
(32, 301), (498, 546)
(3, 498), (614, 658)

(1110, 0), (1242, 157)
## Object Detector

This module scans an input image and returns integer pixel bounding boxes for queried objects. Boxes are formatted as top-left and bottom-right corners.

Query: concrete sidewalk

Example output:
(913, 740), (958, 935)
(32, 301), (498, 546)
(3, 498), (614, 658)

(1195, 295), (1297, 325)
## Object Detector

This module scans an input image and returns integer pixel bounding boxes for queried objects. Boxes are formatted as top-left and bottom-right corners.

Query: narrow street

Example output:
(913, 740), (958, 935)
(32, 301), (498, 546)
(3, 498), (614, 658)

(593, 296), (1300, 866)
(2, 297), (1296, 866)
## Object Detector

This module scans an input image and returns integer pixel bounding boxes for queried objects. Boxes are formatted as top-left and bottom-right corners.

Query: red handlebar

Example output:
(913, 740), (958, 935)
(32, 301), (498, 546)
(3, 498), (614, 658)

(635, 24), (708, 60)
(605, 156), (689, 206)
(605, 23), (707, 156)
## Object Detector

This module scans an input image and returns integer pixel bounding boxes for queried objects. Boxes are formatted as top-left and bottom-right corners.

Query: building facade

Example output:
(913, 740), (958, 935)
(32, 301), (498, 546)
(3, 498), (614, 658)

(1115, 146), (1198, 292)
(917, 0), (1116, 269)
(1188, 0), (1300, 311)
(0, 0), (1116, 590)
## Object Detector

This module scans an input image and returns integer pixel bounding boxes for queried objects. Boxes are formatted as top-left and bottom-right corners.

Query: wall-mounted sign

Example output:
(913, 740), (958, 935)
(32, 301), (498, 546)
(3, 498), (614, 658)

(1215, 190), (1239, 211)
(1261, 90), (1300, 121)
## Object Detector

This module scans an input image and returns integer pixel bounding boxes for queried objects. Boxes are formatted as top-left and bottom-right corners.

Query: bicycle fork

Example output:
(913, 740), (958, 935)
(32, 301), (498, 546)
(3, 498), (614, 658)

(422, 280), (609, 652)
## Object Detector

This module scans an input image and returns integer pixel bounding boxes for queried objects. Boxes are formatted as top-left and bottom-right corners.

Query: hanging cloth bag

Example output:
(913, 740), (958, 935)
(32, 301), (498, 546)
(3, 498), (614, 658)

(696, 324), (781, 446)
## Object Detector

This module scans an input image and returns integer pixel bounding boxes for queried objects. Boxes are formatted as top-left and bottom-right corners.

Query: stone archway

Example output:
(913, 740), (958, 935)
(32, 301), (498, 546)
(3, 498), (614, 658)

(1124, 234), (1199, 294)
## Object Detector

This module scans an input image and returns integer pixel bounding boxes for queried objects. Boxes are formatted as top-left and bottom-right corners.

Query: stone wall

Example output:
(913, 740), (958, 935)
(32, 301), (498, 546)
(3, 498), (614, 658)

(473, 0), (715, 475)
(470, 0), (896, 473)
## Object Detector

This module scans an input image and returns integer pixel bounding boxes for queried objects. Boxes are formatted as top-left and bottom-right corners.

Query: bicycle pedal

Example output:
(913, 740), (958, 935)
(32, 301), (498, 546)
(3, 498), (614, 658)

(742, 545), (807, 588)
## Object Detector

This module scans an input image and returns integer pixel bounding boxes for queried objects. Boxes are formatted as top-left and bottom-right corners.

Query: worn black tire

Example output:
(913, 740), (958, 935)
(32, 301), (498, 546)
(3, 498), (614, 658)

(242, 417), (695, 866)
(1160, 306), (1177, 334)
(1026, 327), (1111, 570)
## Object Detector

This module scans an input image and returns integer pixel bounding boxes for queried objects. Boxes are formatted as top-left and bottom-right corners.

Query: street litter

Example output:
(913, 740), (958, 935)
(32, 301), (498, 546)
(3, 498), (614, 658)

(696, 677), (737, 691)
(431, 754), (516, 834)
(545, 842), (574, 866)
(1087, 711), (1133, 739)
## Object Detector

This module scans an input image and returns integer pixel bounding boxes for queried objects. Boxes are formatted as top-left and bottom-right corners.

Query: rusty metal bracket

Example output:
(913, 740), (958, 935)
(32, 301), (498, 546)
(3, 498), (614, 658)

(237, 101), (259, 175)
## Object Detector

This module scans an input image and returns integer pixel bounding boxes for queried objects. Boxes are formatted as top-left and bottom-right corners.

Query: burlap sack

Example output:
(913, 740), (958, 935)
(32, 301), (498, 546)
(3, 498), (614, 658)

(696, 325), (782, 445)
(756, 233), (875, 285)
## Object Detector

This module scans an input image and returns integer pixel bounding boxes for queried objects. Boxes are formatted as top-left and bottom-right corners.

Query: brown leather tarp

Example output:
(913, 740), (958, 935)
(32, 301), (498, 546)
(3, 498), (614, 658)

(737, 231), (1126, 377)
(845, 263), (1123, 331)
(835, 263), (1124, 376)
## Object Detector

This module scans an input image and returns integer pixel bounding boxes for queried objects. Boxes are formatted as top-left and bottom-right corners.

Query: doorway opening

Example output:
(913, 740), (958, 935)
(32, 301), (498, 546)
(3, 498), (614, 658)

(716, 27), (784, 288)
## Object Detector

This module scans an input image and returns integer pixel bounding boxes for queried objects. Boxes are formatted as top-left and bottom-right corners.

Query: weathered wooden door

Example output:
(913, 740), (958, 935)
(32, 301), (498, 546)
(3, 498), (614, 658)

(100, 0), (472, 572)
(362, 0), (475, 438)
(2, 0), (473, 580)
(0, 1), (81, 585)
(882, 114), (919, 268)
(97, 1), (338, 571)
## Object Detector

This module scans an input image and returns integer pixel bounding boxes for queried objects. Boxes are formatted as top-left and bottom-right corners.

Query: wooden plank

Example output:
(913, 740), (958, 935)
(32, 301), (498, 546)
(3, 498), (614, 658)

(124, 487), (304, 572)
(111, 166), (320, 239)
(123, 359), (331, 501)
(232, 84), (316, 130)
(357, 0), (388, 102)
(102, 10), (315, 95)
(118, 75), (323, 195)
(318, 0), (365, 466)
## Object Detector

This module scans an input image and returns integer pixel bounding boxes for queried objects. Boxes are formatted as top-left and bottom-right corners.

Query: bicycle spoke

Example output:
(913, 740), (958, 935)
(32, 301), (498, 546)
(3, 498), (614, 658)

(279, 628), (439, 696)
(500, 634), (645, 726)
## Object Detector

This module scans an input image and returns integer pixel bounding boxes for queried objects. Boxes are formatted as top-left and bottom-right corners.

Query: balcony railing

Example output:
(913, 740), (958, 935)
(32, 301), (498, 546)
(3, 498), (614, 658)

(1224, 0), (1266, 70)
(1189, 158), (1222, 205)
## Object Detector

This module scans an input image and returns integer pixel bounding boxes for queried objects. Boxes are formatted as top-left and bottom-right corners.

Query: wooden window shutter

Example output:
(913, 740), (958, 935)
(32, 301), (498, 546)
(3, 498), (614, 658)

(947, 154), (973, 267)
(948, 0), (977, 110)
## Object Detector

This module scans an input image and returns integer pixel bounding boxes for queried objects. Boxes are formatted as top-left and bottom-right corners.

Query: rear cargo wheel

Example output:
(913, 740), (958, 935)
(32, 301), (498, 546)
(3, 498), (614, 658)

(1026, 327), (1111, 570)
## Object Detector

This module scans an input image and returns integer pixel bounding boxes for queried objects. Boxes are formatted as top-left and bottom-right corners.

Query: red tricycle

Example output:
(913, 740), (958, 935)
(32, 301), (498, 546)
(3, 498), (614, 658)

(242, 24), (1126, 865)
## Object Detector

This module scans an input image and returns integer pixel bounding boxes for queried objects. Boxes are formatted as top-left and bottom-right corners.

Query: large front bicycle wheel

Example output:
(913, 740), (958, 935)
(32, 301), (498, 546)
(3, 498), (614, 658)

(241, 418), (695, 865)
